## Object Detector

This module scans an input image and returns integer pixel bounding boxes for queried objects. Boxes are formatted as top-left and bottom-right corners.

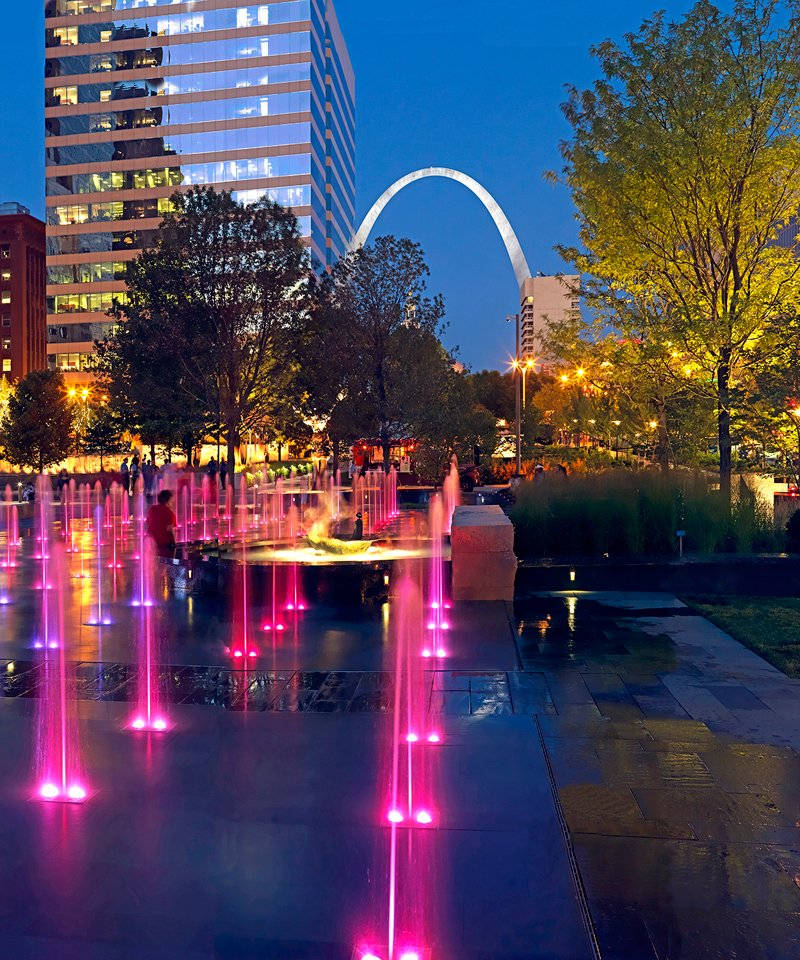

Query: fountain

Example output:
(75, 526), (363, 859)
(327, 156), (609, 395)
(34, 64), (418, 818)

(442, 456), (460, 535)
(1, 484), (19, 569)
(86, 503), (112, 626)
(34, 479), (87, 803)
(358, 559), (439, 960)
(423, 495), (450, 660)
(229, 476), (258, 661)
(129, 537), (169, 732)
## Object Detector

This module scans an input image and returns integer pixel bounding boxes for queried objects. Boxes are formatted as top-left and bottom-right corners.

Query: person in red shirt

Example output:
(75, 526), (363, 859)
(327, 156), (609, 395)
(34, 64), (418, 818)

(147, 489), (178, 559)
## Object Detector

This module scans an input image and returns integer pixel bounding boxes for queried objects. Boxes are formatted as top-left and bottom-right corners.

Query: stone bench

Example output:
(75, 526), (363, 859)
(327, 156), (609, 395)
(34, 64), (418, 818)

(451, 504), (517, 602)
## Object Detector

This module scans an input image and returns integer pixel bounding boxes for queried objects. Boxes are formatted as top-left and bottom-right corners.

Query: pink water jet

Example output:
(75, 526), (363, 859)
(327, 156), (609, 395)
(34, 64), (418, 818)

(129, 538), (169, 733)
(442, 456), (460, 535)
(86, 504), (112, 626)
(424, 496), (450, 661)
(230, 476), (257, 662)
(283, 503), (306, 614)
(365, 558), (440, 960)
(34, 480), (87, 803)
(1, 485), (20, 569)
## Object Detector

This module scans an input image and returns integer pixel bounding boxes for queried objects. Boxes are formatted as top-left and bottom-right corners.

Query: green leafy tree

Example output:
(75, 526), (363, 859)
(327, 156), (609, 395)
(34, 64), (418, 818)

(101, 187), (310, 483)
(393, 328), (498, 480)
(543, 295), (716, 469)
(302, 273), (376, 470)
(0, 369), (74, 472)
(554, 0), (800, 499)
(323, 236), (446, 468)
(468, 370), (516, 423)
(0, 375), (13, 423)
(81, 405), (125, 470)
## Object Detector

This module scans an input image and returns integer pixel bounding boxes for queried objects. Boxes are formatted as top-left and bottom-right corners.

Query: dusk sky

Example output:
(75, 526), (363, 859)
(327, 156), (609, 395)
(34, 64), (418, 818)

(7, 0), (695, 370)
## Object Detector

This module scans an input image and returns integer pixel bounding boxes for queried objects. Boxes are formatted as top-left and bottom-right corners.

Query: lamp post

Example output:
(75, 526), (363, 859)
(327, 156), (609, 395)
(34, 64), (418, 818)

(507, 313), (521, 475)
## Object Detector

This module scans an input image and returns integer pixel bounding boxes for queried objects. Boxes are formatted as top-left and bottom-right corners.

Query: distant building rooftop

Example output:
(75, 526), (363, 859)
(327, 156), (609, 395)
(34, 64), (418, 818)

(0, 202), (30, 217)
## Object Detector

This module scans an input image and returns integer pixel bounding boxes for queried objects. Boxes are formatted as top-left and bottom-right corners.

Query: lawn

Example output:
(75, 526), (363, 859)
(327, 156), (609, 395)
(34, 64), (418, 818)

(687, 596), (800, 678)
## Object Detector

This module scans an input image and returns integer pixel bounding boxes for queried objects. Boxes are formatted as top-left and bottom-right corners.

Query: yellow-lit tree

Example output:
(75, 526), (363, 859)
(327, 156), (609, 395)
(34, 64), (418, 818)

(554, 0), (800, 498)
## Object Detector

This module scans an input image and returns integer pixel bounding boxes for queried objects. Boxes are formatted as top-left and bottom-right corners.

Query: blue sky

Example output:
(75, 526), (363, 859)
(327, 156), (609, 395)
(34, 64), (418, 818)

(6, 0), (694, 370)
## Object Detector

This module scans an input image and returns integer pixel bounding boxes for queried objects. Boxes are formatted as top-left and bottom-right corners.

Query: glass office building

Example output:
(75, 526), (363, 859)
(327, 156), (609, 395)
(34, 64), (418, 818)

(44, 0), (355, 376)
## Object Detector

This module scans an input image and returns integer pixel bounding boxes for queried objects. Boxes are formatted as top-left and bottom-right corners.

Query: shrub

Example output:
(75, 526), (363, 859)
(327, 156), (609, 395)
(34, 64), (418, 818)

(508, 469), (779, 559)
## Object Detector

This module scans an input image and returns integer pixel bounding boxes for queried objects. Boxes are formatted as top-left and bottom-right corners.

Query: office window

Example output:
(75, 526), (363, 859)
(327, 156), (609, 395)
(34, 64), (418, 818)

(1, 271), (10, 281)
(1, 339), (9, 351)
(53, 86), (78, 106)
(53, 27), (78, 46)
(1, 292), (10, 305)
(2, 360), (10, 373)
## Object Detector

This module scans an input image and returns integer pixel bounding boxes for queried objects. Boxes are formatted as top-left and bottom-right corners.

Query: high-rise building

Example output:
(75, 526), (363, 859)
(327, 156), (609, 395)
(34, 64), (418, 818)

(44, 0), (355, 378)
(0, 204), (47, 382)
(520, 274), (580, 363)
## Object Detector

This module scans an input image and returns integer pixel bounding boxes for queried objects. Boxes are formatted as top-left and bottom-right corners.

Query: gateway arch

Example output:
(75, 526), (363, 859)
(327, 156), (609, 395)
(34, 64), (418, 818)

(350, 167), (531, 291)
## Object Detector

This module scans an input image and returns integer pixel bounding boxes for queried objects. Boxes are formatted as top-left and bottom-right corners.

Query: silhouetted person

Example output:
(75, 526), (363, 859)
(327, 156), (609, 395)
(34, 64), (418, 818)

(147, 489), (177, 559)
(351, 511), (364, 541)
(207, 457), (218, 486)
(220, 458), (228, 490)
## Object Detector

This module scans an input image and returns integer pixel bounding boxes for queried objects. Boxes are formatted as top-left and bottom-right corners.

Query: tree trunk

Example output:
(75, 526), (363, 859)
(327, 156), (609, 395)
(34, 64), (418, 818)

(380, 424), (391, 473)
(226, 425), (237, 487)
(332, 436), (341, 474)
(654, 400), (670, 473)
(718, 353), (732, 504)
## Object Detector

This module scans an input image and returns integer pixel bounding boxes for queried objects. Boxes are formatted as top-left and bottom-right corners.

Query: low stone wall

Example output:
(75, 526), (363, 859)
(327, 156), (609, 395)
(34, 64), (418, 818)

(451, 505), (517, 602)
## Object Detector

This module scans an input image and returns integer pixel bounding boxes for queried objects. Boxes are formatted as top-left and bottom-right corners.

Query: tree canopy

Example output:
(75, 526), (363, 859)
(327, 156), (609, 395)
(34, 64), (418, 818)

(98, 187), (310, 479)
(554, 0), (800, 497)
(0, 370), (74, 472)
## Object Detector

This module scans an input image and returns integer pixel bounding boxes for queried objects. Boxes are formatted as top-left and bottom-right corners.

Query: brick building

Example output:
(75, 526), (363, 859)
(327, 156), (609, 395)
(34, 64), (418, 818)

(0, 203), (47, 381)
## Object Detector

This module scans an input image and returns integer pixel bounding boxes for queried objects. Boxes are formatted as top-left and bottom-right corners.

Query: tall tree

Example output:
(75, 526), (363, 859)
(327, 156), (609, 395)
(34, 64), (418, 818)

(0, 370), (74, 473)
(81, 405), (125, 470)
(323, 236), (445, 468)
(554, 0), (800, 499)
(102, 187), (310, 483)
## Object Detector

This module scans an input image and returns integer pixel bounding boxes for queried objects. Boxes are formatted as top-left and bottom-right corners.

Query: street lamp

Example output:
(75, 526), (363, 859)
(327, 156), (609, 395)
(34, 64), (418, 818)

(506, 313), (521, 475)
(511, 356), (537, 409)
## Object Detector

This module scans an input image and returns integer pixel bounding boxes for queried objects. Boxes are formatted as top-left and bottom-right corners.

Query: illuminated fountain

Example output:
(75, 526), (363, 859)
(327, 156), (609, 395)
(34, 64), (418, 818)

(1, 484), (20, 569)
(34, 480), (87, 803)
(442, 456), (460, 535)
(284, 502), (306, 613)
(107, 482), (124, 571)
(422, 495), (449, 661)
(129, 537), (169, 733)
(229, 477), (258, 662)
(86, 503), (112, 626)
(359, 560), (439, 960)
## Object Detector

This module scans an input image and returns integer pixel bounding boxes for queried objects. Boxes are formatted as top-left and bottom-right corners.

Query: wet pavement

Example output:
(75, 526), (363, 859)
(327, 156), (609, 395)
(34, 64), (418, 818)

(0, 540), (799, 958)
(516, 590), (800, 960)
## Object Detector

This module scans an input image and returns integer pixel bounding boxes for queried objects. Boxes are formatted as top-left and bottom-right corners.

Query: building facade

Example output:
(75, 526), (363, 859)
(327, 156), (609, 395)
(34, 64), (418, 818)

(0, 204), (47, 382)
(44, 0), (355, 378)
(520, 274), (580, 362)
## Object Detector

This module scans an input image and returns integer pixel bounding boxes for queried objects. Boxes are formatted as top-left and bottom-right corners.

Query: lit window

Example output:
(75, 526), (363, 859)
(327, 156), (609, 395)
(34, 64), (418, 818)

(100, 90), (112, 102)
(1, 272), (10, 281)
(1, 293), (10, 305)
(100, 30), (112, 43)
(53, 27), (78, 46)
(2, 339), (9, 351)
(2, 360), (10, 373)
(53, 86), (78, 106)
